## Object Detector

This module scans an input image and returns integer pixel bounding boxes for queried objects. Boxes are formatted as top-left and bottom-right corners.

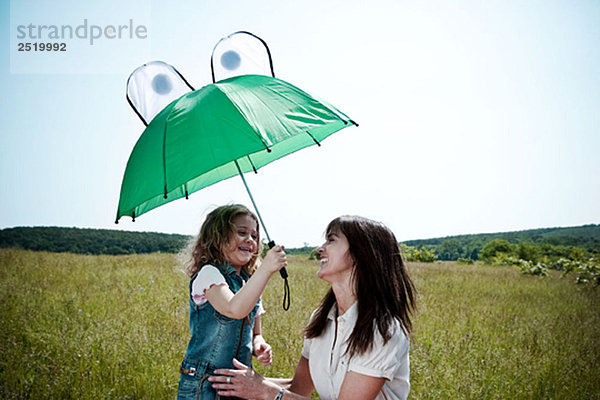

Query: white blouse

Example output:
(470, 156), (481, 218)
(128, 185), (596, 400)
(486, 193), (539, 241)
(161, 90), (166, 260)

(301, 302), (410, 400)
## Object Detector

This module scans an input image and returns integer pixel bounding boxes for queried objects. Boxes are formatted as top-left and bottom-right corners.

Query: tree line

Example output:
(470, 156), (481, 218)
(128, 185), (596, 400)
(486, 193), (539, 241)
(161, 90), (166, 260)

(0, 227), (189, 255)
(402, 224), (600, 262)
(1, 224), (599, 262)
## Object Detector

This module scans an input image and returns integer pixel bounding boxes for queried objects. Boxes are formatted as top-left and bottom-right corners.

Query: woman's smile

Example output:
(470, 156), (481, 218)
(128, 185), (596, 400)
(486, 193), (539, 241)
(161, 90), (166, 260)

(316, 230), (353, 281)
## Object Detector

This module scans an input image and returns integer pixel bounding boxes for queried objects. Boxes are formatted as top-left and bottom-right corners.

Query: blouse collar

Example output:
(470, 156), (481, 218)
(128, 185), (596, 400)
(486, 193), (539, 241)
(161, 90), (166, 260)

(327, 300), (358, 323)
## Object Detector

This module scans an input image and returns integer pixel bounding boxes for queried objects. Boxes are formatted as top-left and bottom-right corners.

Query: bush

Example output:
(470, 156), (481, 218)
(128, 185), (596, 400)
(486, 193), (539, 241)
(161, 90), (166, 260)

(518, 261), (549, 277)
(478, 239), (514, 263)
(517, 242), (541, 263)
(491, 254), (549, 277)
(401, 244), (436, 263)
(558, 257), (600, 286)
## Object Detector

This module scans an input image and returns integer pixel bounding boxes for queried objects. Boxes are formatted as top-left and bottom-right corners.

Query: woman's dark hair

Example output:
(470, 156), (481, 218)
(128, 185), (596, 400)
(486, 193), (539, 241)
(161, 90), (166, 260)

(305, 215), (416, 358)
(183, 204), (260, 277)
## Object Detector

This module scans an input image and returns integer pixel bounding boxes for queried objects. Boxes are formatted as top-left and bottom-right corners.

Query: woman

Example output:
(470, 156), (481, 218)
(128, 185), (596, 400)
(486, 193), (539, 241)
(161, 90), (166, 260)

(209, 215), (417, 400)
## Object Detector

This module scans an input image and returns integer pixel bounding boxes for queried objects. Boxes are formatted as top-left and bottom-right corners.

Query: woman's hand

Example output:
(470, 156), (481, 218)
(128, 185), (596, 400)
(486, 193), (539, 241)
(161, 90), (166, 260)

(261, 245), (287, 274)
(209, 359), (280, 399)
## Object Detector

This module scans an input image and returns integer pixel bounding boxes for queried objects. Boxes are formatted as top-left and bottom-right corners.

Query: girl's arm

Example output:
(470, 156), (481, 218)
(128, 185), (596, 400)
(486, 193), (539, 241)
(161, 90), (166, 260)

(205, 246), (286, 319)
(253, 314), (272, 366)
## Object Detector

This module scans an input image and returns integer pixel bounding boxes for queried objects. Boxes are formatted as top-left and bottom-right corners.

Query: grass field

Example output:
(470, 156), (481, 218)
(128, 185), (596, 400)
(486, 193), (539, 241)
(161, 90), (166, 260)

(1, 249), (599, 399)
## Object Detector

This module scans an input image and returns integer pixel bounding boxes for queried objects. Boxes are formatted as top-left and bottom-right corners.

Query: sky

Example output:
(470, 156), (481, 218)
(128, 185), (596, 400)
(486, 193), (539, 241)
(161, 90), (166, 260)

(1, 0), (599, 247)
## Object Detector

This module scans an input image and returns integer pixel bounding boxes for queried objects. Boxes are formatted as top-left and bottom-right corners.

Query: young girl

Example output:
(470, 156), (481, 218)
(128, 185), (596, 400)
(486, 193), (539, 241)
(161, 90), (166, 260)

(177, 204), (287, 400)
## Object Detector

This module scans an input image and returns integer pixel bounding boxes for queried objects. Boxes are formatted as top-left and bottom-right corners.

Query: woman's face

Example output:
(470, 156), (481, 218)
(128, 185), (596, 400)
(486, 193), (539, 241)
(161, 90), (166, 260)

(223, 214), (258, 269)
(316, 229), (354, 283)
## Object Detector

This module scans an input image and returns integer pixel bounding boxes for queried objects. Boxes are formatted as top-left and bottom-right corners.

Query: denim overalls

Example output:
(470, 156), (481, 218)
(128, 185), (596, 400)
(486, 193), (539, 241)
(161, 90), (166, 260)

(177, 264), (259, 400)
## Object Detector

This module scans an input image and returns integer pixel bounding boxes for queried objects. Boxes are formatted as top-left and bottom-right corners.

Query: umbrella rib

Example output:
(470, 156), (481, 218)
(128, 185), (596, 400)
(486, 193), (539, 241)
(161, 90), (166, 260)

(306, 131), (321, 147)
(246, 155), (258, 173)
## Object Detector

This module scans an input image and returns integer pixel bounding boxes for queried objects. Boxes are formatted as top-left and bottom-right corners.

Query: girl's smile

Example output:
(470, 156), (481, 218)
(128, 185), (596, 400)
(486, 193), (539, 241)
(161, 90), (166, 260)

(224, 214), (259, 270)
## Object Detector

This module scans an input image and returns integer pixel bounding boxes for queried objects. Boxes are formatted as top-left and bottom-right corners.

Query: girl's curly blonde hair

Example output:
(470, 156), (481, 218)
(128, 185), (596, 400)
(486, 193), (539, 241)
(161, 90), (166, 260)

(182, 204), (261, 277)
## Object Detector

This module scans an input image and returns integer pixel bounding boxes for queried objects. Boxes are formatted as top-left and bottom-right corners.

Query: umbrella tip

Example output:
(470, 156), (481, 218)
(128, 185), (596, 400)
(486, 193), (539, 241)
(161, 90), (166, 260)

(115, 219), (119, 224)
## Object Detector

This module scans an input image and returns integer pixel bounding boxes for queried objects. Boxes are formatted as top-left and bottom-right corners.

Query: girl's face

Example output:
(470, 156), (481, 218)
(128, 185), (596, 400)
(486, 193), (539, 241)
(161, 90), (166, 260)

(223, 214), (259, 270)
(316, 229), (354, 283)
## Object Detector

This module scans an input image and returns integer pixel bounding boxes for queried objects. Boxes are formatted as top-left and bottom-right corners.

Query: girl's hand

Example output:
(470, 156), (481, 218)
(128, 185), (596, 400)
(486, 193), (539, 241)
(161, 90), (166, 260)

(254, 340), (273, 366)
(261, 245), (287, 274)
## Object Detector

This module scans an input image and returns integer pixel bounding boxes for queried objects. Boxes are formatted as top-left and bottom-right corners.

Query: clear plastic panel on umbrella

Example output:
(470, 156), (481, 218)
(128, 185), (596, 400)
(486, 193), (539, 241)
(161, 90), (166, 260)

(126, 60), (194, 126)
(211, 31), (275, 83)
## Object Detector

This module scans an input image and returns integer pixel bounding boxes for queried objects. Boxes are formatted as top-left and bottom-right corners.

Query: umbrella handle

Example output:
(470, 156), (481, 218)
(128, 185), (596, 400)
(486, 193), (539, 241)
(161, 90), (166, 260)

(268, 240), (289, 279)
(268, 240), (290, 310)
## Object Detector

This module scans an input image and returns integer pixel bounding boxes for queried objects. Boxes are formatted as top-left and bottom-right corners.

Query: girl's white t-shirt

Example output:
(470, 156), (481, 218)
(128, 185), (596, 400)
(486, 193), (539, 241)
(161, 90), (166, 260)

(191, 265), (228, 305)
(191, 265), (265, 314)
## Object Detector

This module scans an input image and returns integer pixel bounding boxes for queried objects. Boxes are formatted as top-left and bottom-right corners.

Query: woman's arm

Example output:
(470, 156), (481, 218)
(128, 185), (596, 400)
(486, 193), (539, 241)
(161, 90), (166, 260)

(210, 357), (385, 399)
(209, 356), (315, 400)
(286, 356), (314, 396)
(285, 359), (384, 400)
(337, 371), (386, 400)
(205, 246), (286, 319)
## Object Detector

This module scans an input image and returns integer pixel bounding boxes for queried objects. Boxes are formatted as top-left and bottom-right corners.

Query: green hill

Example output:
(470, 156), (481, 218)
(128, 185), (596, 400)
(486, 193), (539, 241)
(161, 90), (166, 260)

(0, 226), (314, 256)
(402, 224), (600, 261)
(0, 227), (189, 255)
(1, 224), (599, 259)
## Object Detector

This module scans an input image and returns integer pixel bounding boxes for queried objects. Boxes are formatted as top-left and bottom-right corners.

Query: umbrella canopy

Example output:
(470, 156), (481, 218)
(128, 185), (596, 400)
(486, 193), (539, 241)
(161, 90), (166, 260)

(116, 74), (356, 223)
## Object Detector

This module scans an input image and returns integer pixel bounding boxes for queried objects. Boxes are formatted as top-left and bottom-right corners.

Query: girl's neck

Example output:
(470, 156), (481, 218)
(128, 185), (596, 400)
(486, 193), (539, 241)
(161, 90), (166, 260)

(228, 262), (243, 275)
(222, 256), (242, 274)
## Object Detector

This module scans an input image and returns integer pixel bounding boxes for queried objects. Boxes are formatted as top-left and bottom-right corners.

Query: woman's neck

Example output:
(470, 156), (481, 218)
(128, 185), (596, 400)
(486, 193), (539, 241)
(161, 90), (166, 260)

(331, 281), (356, 316)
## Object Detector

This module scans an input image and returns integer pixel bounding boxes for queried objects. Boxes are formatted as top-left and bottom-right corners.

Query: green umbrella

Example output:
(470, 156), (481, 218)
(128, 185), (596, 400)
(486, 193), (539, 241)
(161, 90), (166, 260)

(116, 74), (357, 224)
(116, 72), (356, 310)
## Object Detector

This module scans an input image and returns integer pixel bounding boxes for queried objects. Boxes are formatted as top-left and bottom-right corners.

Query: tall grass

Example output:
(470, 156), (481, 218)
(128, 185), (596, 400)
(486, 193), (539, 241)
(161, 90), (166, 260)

(0, 250), (187, 399)
(1, 250), (598, 399)
(409, 262), (600, 399)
